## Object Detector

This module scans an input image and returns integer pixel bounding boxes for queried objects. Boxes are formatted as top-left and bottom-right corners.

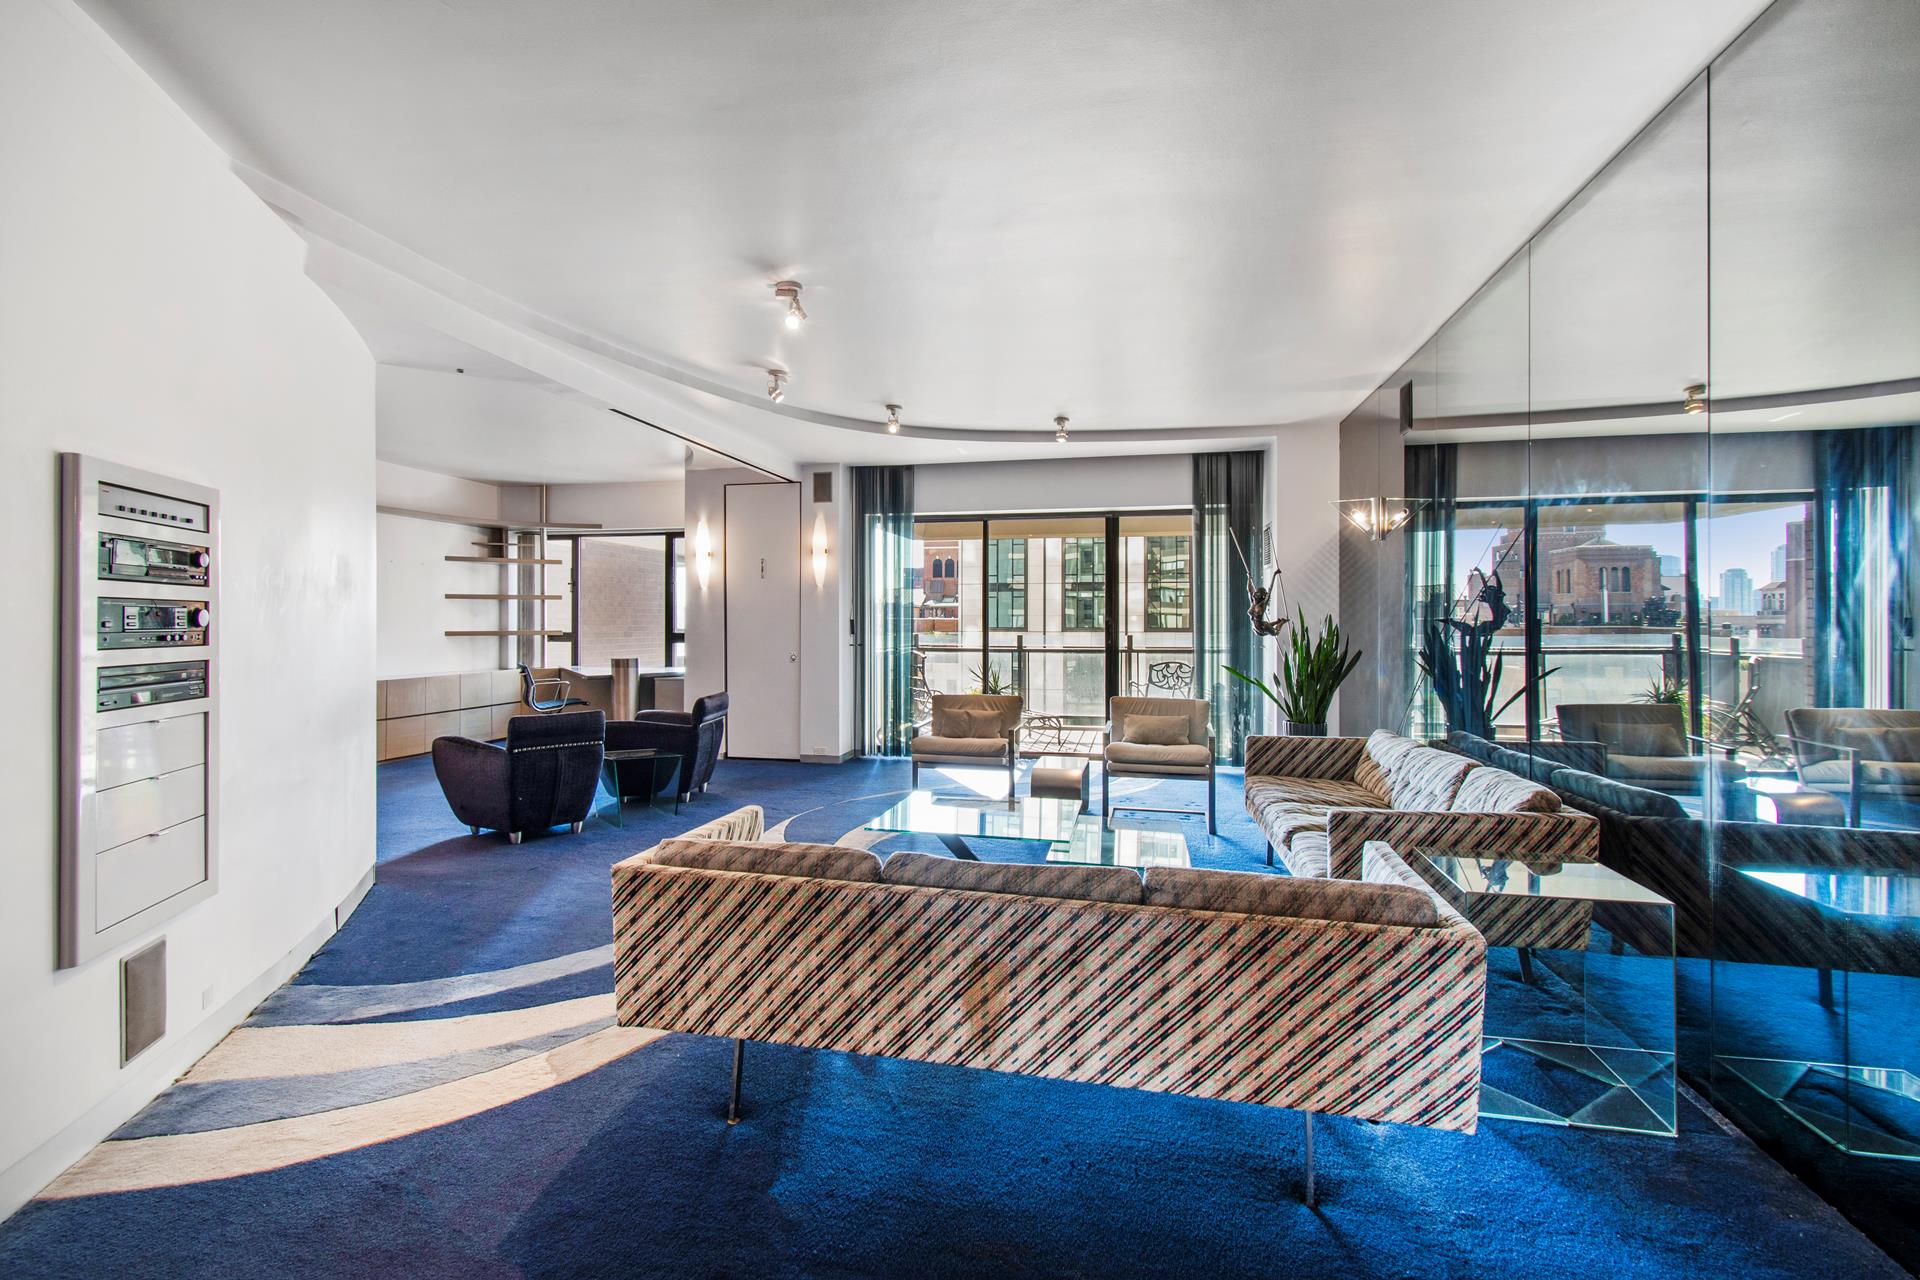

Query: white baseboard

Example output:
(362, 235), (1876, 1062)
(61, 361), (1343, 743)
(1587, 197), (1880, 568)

(335, 866), (375, 929)
(0, 902), (345, 1223)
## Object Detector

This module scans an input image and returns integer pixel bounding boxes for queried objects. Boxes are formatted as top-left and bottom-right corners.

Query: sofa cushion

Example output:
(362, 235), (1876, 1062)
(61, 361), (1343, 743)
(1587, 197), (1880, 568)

(913, 734), (1008, 757)
(1803, 758), (1920, 789)
(1451, 766), (1562, 814)
(1252, 803), (1332, 846)
(1547, 767), (1688, 819)
(1613, 722), (1687, 757)
(1142, 866), (1441, 928)
(1385, 744), (1476, 811)
(1122, 713), (1191, 746)
(1246, 776), (1386, 810)
(933, 706), (1004, 740)
(1835, 725), (1920, 762)
(1108, 740), (1212, 769)
(883, 851), (1141, 904)
(649, 838), (882, 883)
(1282, 830), (1332, 878)
(1354, 730), (1420, 798)
(1607, 754), (1706, 784)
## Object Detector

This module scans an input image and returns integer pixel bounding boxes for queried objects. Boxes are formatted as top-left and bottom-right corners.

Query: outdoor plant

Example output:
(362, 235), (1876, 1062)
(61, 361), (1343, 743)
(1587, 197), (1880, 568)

(1226, 609), (1363, 733)
(1416, 571), (1556, 739)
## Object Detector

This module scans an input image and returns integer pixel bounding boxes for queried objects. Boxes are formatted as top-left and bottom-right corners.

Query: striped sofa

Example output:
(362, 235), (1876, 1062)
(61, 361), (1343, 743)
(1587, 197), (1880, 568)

(611, 806), (1487, 1203)
(1245, 730), (1599, 879)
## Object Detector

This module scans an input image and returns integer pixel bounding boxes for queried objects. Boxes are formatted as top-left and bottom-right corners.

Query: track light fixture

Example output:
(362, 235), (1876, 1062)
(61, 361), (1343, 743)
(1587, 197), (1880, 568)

(1682, 383), (1708, 414)
(767, 369), (787, 402)
(1054, 415), (1069, 443)
(772, 280), (807, 330)
(885, 404), (901, 434)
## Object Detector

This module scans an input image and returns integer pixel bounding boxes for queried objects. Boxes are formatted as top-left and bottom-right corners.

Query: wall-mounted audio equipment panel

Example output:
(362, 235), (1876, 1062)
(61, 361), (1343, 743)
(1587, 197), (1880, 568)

(60, 456), (219, 969)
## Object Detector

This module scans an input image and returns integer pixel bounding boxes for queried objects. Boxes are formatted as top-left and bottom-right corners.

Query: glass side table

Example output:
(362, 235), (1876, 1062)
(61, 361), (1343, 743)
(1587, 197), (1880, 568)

(596, 749), (682, 826)
(1409, 849), (1677, 1137)
(1719, 867), (1920, 1160)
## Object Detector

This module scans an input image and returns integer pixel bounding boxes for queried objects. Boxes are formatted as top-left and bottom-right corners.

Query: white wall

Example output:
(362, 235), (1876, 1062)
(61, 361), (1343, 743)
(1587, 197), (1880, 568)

(799, 465), (858, 760)
(376, 458), (501, 522)
(545, 480), (684, 531)
(682, 467), (760, 731)
(1265, 422), (1343, 732)
(914, 454), (1192, 514)
(376, 513), (505, 678)
(0, 0), (376, 1216)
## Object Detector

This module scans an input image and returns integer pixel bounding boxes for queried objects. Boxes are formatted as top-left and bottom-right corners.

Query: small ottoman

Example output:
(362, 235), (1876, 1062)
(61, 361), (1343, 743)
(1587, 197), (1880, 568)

(1029, 755), (1091, 812)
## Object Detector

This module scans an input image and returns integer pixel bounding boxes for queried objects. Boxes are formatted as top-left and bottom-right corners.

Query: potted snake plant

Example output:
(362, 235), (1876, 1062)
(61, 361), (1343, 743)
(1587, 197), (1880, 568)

(1225, 610), (1363, 736)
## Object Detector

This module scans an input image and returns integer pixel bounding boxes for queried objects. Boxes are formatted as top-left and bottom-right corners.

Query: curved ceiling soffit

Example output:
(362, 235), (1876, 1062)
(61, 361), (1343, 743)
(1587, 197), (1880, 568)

(237, 165), (1311, 451)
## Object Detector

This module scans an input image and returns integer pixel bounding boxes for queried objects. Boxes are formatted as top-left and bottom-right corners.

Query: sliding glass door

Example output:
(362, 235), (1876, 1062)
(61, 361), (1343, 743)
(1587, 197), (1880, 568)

(910, 510), (1192, 755)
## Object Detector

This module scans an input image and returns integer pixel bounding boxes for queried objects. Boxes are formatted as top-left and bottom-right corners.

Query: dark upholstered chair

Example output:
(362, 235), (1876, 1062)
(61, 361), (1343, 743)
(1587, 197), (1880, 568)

(433, 710), (605, 843)
(606, 692), (728, 805)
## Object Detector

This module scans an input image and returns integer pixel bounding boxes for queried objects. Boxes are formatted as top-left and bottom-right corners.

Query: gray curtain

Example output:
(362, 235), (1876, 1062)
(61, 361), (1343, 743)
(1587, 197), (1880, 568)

(1193, 451), (1264, 763)
(854, 466), (916, 755)
(1813, 424), (1914, 708)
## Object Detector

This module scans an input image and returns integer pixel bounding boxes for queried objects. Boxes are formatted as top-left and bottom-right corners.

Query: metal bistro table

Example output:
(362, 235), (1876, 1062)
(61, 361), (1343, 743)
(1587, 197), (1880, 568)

(1409, 848), (1678, 1137)
(596, 748), (683, 826)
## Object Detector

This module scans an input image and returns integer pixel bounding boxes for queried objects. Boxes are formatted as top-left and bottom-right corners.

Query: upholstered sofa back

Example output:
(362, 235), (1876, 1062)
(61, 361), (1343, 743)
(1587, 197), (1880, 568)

(611, 815), (1487, 1133)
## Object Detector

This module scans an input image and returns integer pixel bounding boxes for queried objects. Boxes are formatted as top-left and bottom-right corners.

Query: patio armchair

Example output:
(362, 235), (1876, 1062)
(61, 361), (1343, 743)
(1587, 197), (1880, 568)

(909, 694), (1022, 793)
(1783, 707), (1920, 827)
(1102, 695), (1216, 834)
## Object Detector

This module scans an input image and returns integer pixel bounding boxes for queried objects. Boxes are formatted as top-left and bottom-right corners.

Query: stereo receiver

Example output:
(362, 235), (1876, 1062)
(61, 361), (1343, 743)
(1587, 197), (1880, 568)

(97, 660), (209, 711)
(98, 533), (211, 586)
(98, 598), (209, 649)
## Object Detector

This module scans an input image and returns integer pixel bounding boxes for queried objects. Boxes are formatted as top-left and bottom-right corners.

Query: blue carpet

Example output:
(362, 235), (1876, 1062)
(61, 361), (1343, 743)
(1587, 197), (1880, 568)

(0, 756), (1907, 1278)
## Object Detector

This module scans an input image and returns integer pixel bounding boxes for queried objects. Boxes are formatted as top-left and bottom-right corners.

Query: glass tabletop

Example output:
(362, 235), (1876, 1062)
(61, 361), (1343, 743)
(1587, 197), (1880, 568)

(1738, 867), (1920, 919)
(1411, 849), (1672, 907)
(604, 748), (681, 764)
(866, 791), (1084, 843)
(1049, 819), (1189, 868)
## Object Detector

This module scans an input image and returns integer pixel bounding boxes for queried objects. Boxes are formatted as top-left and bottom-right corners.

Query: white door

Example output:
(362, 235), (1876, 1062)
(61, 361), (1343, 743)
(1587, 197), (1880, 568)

(724, 482), (802, 758)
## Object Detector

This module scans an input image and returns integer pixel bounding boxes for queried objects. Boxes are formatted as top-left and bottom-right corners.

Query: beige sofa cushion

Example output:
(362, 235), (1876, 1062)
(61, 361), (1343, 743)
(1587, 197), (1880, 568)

(884, 851), (1141, 904)
(1246, 776), (1386, 810)
(649, 838), (882, 883)
(1121, 713), (1191, 745)
(1142, 865), (1441, 928)
(1108, 740), (1212, 769)
(1606, 755), (1706, 784)
(1283, 830), (1331, 878)
(1836, 725), (1920, 762)
(1451, 766), (1562, 814)
(914, 735), (1008, 757)
(934, 706), (1003, 739)
(1803, 758), (1920, 789)
(1613, 721), (1687, 757)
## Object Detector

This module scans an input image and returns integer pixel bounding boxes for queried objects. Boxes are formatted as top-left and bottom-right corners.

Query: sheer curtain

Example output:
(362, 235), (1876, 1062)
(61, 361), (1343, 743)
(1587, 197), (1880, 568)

(1192, 451), (1263, 763)
(854, 466), (916, 755)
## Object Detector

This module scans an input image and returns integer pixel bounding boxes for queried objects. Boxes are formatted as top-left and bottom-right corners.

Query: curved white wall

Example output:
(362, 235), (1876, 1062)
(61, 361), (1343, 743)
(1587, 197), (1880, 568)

(0, 0), (376, 1214)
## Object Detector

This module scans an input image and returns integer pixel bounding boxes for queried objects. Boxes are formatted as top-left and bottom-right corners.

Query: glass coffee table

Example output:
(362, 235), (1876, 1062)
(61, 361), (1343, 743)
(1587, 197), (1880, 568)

(1409, 849), (1677, 1136)
(864, 790), (1188, 867)
(1718, 867), (1920, 1160)
(595, 749), (683, 826)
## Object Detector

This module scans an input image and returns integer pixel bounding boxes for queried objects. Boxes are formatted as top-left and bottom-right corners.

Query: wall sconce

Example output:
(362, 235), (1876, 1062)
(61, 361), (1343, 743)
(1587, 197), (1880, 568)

(1335, 496), (1420, 542)
(1682, 383), (1708, 415)
(694, 517), (714, 589)
(811, 513), (830, 588)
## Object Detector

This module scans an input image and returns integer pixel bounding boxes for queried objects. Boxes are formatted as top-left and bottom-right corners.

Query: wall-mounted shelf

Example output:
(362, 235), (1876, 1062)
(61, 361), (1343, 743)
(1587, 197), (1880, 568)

(444, 629), (571, 638)
(377, 504), (601, 531)
(444, 593), (561, 601)
(444, 555), (561, 565)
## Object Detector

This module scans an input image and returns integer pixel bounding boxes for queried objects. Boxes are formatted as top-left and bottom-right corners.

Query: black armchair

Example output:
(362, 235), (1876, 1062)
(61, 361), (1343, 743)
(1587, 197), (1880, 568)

(606, 692), (728, 805)
(433, 710), (605, 843)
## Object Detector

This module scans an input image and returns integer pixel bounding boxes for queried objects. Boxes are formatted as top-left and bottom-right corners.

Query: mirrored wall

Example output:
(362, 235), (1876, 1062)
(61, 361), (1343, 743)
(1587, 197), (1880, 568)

(1338, 0), (1919, 1259)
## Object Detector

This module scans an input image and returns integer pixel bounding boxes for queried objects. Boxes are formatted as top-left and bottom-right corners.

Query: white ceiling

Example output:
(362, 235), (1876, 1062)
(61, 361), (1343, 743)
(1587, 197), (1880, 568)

(84, 0), (1772, 465)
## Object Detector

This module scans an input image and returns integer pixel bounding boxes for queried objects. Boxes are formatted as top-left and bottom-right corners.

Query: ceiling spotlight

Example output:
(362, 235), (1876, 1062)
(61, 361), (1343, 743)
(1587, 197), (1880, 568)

(1054, 415), (1070, 443)
(884, 404), (902, 434)
(773, 280), (807, 330)
(1682, 383), (1708, 414)
(767, 369), (787, 402)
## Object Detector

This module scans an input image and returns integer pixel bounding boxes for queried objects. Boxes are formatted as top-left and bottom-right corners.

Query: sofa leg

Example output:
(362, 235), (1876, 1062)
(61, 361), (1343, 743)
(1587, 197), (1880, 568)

(469, 825), (480, 837)
(911, 760), (920, 788)
(508, 831), (524, 844)
(569, 821), (584, 834)
(1207, 769), (1217, 836)
(1266, 841), (1275, 867)
(1517, 947), (1536, 985)
(727, 1038), (746, 1125)
(1101, 767), (1110, 820)
(1818, 968), (1835, 1008)
(1303, 1112), (1317, 1207)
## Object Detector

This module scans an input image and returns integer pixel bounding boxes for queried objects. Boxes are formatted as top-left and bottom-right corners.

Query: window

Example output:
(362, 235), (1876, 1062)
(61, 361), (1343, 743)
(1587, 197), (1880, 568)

(987, 538), (1026, 629)
(1144, 535), (1191, 630)
(1062, 537), (1105, 631)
